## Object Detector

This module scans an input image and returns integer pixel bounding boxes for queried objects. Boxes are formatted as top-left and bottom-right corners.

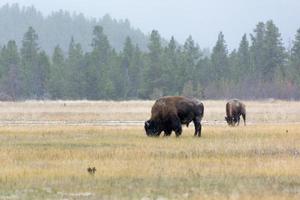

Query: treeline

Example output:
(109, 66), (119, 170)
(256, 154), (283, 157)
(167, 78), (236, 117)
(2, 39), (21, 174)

(0, 20), (300, 100)
(0, 4), (148, 52)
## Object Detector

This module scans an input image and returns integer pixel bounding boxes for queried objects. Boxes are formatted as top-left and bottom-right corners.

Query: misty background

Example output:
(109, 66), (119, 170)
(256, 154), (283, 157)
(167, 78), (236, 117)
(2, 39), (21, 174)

(1, 0), (300, 49)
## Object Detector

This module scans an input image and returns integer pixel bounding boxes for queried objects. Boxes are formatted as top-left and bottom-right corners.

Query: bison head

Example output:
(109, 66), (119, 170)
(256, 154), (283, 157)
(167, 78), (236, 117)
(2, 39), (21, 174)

(225, 116), (234, 126)
(144, 120), (160, 136)
(225, 116), (238, 126)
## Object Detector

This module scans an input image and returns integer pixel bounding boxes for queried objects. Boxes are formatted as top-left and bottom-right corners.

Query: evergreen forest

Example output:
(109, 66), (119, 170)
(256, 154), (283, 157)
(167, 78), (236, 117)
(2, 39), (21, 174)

(1, 5), (300, 100)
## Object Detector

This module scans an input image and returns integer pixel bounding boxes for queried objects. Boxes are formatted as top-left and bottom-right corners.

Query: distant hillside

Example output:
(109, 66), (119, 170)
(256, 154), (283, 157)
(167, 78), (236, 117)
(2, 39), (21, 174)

(0, 4), (149, 53)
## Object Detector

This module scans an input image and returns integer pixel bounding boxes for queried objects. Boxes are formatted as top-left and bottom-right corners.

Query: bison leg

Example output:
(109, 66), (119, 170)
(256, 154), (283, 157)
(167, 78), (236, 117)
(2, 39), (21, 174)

(174, 126), (182, 137)
(156, 131), (162, 137)
(171, 117), (182, 137)
(193, 117), (202, 137)
(174, 124), (182, 137)
(163, 129), (172, 136)
(242, 113), (246, 126)
(237, 116), (240, 126)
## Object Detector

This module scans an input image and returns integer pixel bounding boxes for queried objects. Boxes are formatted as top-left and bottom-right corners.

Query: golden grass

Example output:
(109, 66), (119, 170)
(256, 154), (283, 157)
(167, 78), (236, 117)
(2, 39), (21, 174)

(0, 100), (300, 199)
(0, 124), (300, 199)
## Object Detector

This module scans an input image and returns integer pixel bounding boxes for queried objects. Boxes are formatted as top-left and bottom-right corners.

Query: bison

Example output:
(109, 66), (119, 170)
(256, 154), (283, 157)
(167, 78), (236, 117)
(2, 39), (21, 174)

(225, 99), (246, 126)
(144, 96), (204, 137)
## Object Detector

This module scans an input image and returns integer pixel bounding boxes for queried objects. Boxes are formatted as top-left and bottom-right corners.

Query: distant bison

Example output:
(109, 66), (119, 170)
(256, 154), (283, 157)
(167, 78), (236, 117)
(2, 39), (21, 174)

(225, 99), (246, 126)
(144, 96), (204, 137)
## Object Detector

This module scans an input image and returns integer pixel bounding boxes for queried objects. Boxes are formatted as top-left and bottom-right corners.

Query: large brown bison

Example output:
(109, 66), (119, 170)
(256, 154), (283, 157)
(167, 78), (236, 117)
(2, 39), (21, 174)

(225, 99), (246, 126)
(144, 96), (204, 137)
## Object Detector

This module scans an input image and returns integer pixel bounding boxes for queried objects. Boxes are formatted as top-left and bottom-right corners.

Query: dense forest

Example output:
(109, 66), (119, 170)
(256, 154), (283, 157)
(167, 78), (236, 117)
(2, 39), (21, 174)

(0, 6), (300, 100)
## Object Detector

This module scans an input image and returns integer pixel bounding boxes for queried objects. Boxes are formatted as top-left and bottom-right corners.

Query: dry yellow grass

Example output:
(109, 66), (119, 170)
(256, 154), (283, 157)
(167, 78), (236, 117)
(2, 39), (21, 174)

(0, 101), (299, 199)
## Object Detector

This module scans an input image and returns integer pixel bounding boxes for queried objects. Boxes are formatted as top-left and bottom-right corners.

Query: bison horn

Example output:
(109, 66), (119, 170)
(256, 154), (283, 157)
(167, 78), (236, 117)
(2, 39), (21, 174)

(145, 121), (150, 127)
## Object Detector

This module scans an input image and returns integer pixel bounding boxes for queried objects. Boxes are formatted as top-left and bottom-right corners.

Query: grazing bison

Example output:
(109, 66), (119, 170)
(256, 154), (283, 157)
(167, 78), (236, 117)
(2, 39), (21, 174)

(144, 96), (204, 137)
(225, 99), (246, 126)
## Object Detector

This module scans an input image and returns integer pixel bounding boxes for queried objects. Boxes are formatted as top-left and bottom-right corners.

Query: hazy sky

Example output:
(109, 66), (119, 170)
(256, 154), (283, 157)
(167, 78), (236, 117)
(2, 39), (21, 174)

(1, 0), (300, 49)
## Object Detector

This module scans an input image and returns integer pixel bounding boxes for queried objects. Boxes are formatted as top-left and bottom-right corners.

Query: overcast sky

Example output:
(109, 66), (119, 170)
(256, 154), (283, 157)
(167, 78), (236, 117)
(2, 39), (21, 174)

(1, 0), (300, 49)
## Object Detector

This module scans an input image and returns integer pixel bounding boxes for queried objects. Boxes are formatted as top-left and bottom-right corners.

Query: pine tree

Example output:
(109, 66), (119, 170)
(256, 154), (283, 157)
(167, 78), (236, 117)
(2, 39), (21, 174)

(49, 45), (65, 99)
(91, 26), (111, 65)
(66, 37), (85, 99)
(108, 49), (121, 99)
(21, 26), (40, 98)
(228, 49), (239, 81)
(0, 40), (22, 100)
(35, 51), (50, 99)
(263, 20), (286, 82)
(250, 22), (266, 77)
(211, 32), (228, 81)
(132, 45), (144, 98)
(143, 30), (163, 98)
(118, 36), (144, 99)
(86, 25), (113, 99)
(182, 36), (201, 91)
(237, 34), (250, 78)
(161, 36), (180, 95)
(120, 36), (134, 98)
(290, 28), (300, 83)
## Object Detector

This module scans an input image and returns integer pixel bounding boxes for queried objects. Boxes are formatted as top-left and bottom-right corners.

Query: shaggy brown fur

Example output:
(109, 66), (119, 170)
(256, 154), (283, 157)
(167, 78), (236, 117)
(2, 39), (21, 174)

(225, 99), (246, 126)
(144, 96), (204, 137)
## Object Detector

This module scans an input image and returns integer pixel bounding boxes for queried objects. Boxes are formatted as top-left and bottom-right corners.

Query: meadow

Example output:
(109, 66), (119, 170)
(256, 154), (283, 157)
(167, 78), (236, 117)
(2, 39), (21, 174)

(0, 100), (299, 199)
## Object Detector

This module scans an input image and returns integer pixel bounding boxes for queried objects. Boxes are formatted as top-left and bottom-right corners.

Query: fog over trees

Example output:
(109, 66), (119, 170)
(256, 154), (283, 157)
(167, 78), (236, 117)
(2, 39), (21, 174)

(0, 4), (300, 100)
(0, 4), (148, 53)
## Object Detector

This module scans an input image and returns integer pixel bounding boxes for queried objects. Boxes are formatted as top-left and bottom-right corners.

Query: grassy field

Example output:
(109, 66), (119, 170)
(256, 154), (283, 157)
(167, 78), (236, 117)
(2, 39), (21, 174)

(0, 100), (300, 199)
